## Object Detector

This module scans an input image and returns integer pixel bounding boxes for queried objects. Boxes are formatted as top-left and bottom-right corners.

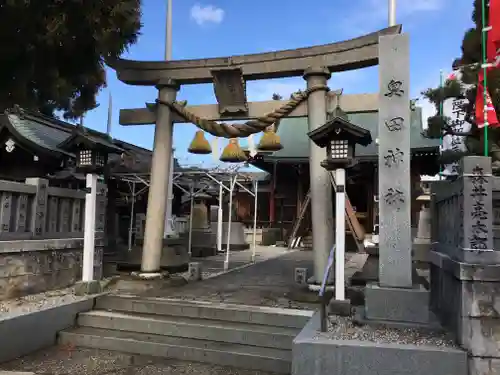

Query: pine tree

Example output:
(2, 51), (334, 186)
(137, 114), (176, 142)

(0, 1), (142, 119)
(423, 0), (500, 166)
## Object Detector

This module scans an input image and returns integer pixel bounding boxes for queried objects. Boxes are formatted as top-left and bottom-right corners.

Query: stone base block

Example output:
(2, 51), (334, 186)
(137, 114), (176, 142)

(353, 306), (443, 332)
(364, 283), (430, 324)
(328, 299), (351, 317)
(293, 312), (467, 375)
(190, 229), (217, 258)
(74, 280), (102, 296)
(116, 243), (189, 274)
(130, 271), (169, 280)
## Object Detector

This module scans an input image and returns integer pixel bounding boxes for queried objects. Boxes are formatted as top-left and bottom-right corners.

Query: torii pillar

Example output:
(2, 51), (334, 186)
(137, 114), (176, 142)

(140, 79), (179, 275)
(304, 67), (335, 284)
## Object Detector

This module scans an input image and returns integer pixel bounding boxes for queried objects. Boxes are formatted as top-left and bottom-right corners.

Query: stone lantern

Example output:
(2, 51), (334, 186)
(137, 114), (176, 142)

(58, 127), (123, 175)
(308, 115), (372, 303)
(57, 127), (123, 295)
(308, 116), (372, 170)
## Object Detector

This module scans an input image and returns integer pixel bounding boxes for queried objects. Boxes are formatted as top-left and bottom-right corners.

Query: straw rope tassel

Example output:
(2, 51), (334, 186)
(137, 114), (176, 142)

(220, 138), (247, 163)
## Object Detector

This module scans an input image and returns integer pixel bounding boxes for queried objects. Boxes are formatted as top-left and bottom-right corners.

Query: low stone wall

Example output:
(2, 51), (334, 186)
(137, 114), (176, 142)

(0, 238), (103, 300)
(292, 312), (466, 375)
(430, 251), (500, 375)
(0, 297), (96, 363)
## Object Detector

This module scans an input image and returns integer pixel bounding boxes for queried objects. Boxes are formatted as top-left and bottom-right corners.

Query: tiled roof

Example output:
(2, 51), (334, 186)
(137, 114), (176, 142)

(1, 109), (164, 173)
(267, 107), (439, 161)
(6, 113), (73, 155)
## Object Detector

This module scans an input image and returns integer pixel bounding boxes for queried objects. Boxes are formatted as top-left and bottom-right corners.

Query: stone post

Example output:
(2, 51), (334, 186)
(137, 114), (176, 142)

(25, 178), (48, 237)
(362, 34), (431, 326)
(303, 67), (334, 284)
(140, 79), (179, 275)
(377, 33), (412, 288)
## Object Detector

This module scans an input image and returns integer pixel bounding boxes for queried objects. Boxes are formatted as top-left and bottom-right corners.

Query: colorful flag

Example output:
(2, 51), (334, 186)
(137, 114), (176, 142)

(476, 69), (499, 128)
(475, 0), (499, 128)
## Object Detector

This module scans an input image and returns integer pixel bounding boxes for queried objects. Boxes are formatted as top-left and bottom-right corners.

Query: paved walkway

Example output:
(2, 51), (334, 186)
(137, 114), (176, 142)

(111, 247), (367, 310)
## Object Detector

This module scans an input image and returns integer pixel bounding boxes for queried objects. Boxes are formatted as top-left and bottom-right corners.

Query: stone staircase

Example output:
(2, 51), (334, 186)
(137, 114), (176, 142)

(58, 294), (313, 373)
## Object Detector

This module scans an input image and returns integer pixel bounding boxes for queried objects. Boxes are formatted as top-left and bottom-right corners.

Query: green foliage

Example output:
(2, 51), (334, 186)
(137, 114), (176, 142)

(0, 1), (142, 119)
(425, 115), (449, 138)
(422, 0), (499, 156)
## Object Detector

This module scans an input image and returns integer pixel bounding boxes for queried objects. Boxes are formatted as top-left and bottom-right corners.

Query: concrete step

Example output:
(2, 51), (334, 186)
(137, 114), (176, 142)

(78, 310), (299, 350)
(59, 326), (291, 373)
(95, 295), (313, 329)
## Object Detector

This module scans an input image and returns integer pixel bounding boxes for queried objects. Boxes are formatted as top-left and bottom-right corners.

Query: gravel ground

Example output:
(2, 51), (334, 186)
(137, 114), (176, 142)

(0, 286), (89, 317)
(0, 347), (281, 375)
(315, 315), (458, 347)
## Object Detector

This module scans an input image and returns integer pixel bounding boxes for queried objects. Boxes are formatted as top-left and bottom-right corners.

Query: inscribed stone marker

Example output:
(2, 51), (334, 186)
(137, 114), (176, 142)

(378, 34), (412, 288)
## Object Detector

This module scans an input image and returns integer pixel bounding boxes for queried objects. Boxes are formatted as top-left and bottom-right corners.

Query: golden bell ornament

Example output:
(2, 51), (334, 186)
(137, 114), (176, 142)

(188, 130), (212, 155)
(220, 138), (248, 163)
(257, 124), (283, 151)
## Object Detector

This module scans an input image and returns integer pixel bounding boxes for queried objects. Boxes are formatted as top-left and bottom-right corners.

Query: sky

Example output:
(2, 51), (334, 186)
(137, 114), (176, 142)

(83, 0), (474, 168)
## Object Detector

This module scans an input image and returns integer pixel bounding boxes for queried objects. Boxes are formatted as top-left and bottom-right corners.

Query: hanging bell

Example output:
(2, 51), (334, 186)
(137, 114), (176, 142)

(220, 138), (248, 163)
(188, 130), (212, 155)
(257, 123), (283, 151)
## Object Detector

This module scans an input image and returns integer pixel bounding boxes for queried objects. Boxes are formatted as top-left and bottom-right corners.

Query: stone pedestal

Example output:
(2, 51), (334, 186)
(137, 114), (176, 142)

(431, 251), (500, 375)
(190, 199), (217, 257)
(119, 237), (189, 273)
(210, 221), (249, 251)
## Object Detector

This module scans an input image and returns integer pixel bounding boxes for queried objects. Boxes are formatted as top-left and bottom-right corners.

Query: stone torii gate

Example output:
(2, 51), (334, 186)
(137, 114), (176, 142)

(109, 25), (402, 282)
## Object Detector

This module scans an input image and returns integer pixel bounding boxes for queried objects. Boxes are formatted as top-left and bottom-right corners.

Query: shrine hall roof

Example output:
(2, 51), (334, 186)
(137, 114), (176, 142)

(0, 107), (179, 174)
(265, 106), (439, 162)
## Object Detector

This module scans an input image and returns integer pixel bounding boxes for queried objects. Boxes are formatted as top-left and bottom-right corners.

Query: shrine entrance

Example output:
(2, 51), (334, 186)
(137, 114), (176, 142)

(109, 25), (402, 286)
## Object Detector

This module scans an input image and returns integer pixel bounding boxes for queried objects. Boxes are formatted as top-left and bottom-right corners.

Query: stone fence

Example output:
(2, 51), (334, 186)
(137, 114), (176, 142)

(0, 178), (107, 300)
(430, 156), (500, 375)
(0, 178), (106, 241)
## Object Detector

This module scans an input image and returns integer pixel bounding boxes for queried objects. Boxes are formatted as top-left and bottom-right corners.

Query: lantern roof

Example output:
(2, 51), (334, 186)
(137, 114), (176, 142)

(57, 126), (124, 154)
(307, 116), (373, 149)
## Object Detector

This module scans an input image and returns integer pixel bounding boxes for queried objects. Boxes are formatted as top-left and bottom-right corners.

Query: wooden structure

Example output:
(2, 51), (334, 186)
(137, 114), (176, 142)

(246, 104), (440, 243)
(0, 106), (182, 248)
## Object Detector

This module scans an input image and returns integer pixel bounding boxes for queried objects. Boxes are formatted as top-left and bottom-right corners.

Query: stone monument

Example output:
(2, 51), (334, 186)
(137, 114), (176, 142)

(363, 33), (432, 326)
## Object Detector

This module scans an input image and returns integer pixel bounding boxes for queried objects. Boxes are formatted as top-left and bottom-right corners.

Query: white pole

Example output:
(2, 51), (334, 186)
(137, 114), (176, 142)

(252, 180), (258, 262)
(187, 184), (194, 258)
(224, 176), (236, 271)
(82, 173), (98, 282)
(128, 181), (136, 252)
(165, 0), (173, 60)
(217, 184), (223, 253)
(165, 151), (176, 238)
(335, 168), (346, 301)
(388, 0), (396, 26)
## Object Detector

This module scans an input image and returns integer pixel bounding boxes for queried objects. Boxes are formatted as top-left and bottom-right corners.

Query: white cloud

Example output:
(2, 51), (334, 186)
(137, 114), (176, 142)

(190, 4), (225, 26)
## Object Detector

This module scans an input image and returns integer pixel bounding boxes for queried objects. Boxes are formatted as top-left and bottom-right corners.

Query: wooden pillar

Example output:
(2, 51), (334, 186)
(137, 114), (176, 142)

(269, 161), (277, 225)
